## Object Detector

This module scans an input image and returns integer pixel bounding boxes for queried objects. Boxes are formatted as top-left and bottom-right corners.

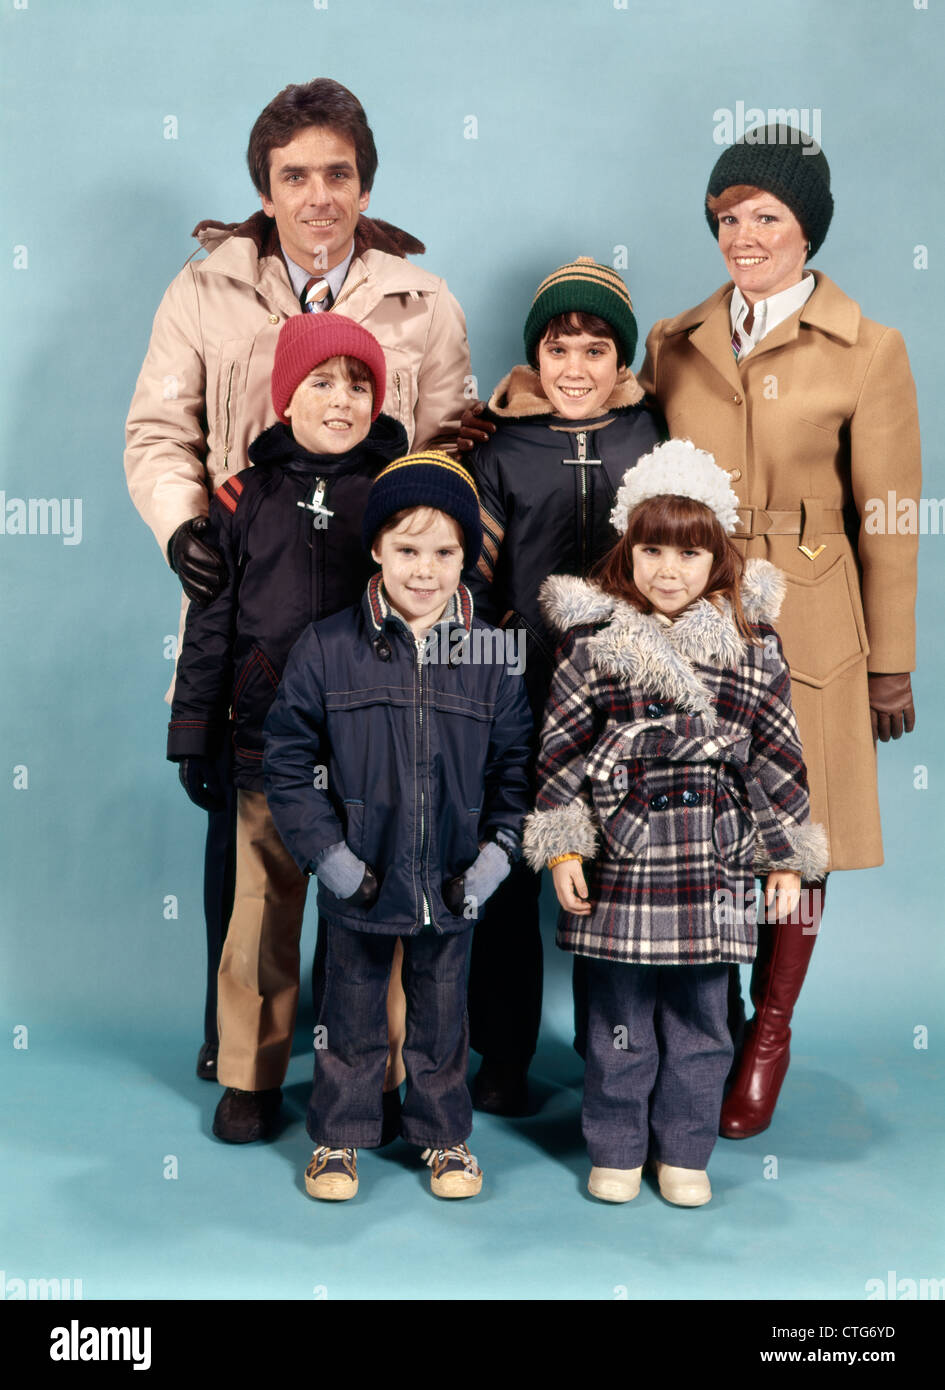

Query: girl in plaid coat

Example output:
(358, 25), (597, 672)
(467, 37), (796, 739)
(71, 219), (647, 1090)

(523, 441), (828, 1206)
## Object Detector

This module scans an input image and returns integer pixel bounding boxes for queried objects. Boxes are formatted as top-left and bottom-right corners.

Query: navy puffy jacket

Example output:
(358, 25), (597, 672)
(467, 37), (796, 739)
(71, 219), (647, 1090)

(263, 576), (534, 935)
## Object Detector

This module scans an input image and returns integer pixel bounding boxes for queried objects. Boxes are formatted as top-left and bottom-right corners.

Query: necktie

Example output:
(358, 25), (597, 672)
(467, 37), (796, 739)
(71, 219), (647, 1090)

(302, 277), (333, 313)
(731, 327), (742, 361)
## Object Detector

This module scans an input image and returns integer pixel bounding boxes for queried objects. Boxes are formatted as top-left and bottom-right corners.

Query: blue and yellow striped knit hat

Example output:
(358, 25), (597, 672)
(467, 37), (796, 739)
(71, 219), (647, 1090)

(362, 451), (482, 564)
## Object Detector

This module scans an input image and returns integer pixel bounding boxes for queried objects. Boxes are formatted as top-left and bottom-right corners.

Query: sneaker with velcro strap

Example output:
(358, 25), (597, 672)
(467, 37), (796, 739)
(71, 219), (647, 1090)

(305, 1146), (359, 1200)
(421, 1143), (483, 1198)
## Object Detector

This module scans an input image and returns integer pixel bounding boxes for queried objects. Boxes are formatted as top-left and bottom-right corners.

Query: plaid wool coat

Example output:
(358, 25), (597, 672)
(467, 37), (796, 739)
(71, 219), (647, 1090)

(523, 560), (829, 966)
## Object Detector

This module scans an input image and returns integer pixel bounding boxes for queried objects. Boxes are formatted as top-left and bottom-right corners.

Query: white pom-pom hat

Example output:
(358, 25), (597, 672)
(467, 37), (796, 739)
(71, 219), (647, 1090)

(610, 438), (741, 536)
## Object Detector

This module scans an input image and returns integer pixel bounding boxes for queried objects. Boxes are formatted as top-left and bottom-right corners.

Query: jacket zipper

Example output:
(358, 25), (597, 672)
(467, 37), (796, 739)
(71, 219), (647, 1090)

(222, 363), (236, 470)
(394, 371), (403, 422)
(331, 275), (368, 312)
(577, 430), (589, 569)
(415, 635), (431, 927)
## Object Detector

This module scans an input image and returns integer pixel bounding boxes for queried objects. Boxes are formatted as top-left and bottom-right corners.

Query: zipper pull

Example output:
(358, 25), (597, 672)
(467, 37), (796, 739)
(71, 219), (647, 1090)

(297, 477), (335, 526)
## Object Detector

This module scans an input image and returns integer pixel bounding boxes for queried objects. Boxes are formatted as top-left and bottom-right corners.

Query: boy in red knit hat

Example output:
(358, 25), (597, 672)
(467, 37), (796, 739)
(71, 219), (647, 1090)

(168, 313), (408, 1144)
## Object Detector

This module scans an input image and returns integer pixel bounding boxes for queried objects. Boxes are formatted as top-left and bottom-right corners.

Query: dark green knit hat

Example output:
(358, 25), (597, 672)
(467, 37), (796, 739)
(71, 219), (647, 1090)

(523, 257), (637, 368)
(705, 124), (834, 257)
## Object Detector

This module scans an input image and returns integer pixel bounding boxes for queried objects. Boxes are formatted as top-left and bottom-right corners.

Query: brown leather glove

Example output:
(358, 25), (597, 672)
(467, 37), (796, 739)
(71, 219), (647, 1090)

(868, 672), (916, 742)
(457, 400), (496, 454)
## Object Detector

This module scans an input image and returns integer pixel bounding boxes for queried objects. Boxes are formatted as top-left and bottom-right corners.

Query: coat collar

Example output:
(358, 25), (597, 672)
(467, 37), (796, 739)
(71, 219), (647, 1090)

(487, 363), (644, 419)
(363, 572), (474, 635)
(662, 272), (861, 350)
(539, 559), (785, 722)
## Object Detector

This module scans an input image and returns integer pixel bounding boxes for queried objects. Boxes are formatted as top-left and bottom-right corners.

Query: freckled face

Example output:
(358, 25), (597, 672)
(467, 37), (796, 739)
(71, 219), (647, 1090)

(717, 192), (809, 303)
(284, 357), (373, 454)
(537, 330), (619, 419)
(632, 543), (714, 617)
(261, 125), (370, 272)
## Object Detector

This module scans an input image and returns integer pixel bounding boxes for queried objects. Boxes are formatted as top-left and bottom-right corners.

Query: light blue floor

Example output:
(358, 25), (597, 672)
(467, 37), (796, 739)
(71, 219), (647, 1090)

(3, 949), (942, 1303)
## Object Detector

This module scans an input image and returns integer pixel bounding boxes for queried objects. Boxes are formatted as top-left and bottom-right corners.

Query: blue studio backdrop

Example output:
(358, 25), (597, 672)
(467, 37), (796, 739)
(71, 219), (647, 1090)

(2, 0), (943, 1304)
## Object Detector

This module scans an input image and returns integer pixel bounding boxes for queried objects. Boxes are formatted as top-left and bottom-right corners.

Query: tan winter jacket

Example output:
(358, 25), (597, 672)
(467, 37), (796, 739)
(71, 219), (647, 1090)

(124, 212), (471, 560)
(639, 272), (921, 869)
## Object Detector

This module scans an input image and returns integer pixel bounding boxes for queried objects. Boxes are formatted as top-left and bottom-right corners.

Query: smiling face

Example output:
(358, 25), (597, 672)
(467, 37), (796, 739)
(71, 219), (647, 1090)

(261, 125), (370, 272)
(631, 542), (714, 617)
(717, 192), (809, 304)
(537, 328), (619, 419)
(371, 510), (465, 637)
(284, 357), (374, 454)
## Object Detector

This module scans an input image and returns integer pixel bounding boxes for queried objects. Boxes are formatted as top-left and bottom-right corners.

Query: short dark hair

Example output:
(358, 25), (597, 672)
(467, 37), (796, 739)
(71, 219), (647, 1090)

(247, 78), (379, 198)
(539, 312), (623, 366)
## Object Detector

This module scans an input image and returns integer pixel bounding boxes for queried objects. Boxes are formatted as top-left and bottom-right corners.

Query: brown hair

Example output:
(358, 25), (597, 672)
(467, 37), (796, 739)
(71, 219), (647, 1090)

(371, 507), (464, 555)
(591, 495), (756, 639)
(247, 78), (378, 198)
(539, 312), (622, 365)
(706, 183), (810, 239)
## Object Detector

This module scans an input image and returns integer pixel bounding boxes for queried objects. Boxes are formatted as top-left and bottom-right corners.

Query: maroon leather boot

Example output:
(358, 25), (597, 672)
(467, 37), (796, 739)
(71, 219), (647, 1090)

(720, 880), (826, 1139)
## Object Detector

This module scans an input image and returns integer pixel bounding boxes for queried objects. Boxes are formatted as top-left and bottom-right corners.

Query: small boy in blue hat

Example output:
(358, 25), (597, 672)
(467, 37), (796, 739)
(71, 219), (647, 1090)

(263, 452), (533, 1200)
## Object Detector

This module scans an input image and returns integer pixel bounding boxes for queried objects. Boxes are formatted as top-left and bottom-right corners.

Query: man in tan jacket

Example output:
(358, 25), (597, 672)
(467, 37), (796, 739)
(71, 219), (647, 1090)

(125, 78), (470, 1096)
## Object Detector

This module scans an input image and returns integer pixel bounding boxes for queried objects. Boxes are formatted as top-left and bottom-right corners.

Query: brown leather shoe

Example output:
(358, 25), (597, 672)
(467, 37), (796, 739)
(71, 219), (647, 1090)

(212, 1087), (282, 1143)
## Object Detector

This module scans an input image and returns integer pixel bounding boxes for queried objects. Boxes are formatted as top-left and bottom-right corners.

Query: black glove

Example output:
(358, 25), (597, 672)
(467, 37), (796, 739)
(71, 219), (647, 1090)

(169, 517), (228, 607)
(443, 874), (466, 915)
(178, 756), (228, 813)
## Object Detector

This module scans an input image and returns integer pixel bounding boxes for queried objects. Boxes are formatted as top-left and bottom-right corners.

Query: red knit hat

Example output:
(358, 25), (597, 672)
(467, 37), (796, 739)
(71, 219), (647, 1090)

(271, 313), (387, 423)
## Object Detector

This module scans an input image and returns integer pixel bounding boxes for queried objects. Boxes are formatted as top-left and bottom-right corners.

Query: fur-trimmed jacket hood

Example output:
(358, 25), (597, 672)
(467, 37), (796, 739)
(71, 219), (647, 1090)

(523, 558), (828, 968)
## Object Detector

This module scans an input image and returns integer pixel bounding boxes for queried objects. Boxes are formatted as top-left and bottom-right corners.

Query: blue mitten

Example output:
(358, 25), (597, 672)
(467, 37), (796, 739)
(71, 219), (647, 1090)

(452, 841), (512, 919)
(312, 841), (371, 901)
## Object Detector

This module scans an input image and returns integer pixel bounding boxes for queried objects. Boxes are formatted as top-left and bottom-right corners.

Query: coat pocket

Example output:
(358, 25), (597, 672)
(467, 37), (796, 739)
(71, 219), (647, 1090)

(231, 644), (282, 754)
(779, 554), (869, 688)
(343, 799), (365, 858)
(591, 777), (650, 859)
(712, 774), (757, 868)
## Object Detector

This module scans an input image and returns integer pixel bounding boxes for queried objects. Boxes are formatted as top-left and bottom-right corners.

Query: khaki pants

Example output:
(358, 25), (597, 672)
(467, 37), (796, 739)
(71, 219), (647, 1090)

(217, 789), (406, 1092)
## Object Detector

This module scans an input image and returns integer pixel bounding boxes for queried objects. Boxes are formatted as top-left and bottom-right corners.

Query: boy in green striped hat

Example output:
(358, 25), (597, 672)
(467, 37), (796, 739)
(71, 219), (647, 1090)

(460, 257), (663, 1113)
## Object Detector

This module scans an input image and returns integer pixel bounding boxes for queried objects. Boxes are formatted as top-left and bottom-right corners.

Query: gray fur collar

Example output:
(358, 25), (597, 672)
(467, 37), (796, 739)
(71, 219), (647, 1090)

(539, 560), (785, 723)
(487, 363), (644, 417)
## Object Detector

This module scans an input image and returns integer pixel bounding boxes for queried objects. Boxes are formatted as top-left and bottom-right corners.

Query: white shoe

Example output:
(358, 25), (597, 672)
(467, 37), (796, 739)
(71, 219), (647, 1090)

(654, 1161), (711, 1206)
(588, 1165), (643, 1203)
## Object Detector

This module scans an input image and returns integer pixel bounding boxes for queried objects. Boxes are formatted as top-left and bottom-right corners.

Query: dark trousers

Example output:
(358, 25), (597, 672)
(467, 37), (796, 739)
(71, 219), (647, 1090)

(582, 958), (733, 1170)
(307, 923), (473, 1149)
(202, 748), (237, 1047)
(467, 859), (543, 1062)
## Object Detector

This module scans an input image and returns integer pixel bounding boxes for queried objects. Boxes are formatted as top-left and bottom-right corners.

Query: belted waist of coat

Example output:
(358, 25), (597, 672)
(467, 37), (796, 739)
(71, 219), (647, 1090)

(733, 500), (846, 559)
(585, 722), (797, 861)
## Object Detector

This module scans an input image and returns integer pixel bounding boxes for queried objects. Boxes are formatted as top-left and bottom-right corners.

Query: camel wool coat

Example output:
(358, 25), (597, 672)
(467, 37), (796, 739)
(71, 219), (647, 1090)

(638, 272), (921, 869)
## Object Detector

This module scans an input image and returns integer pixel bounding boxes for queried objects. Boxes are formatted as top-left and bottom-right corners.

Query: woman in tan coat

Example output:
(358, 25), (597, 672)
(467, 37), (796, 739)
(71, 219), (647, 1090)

(639, 125), (921, 1138)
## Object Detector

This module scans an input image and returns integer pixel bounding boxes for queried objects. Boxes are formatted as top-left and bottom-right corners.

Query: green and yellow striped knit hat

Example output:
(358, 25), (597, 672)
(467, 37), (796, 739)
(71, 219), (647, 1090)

(523, 256), (638, 368)
(362, 450), (482, 563)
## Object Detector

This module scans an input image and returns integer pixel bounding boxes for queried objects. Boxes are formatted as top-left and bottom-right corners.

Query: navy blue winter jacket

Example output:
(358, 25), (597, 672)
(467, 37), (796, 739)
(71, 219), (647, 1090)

(263, 575), (534, 935)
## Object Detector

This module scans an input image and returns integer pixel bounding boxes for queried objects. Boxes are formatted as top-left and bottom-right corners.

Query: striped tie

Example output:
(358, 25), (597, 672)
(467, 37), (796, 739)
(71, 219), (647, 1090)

(731, 327), (742, 361)
(302, 277), (332, 313)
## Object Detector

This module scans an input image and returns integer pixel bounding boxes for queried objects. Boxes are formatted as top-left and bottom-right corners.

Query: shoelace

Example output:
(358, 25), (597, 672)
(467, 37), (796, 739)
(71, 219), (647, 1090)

(421, 1144), (480, 1174)
(312, 1146), (355, 1164)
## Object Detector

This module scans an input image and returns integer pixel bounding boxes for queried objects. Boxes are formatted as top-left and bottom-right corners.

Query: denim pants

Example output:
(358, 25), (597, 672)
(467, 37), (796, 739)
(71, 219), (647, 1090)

(307, 921), (473, 1149)
(582, 958), (733, 1170)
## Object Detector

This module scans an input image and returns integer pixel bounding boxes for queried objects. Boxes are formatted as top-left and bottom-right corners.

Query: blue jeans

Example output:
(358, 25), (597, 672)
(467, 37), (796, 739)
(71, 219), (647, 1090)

(307, 921), (473, 1149)
(582, 959), (733, 1170)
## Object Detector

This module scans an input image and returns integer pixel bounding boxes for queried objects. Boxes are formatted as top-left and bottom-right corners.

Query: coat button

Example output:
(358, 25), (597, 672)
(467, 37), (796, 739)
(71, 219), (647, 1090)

(681, 790), (700, 806)
(733, 393), (742, 404)
(649, 794), (669, 810)
(727, 468), (742, 481)
(268, 314), (280, 325)
(645, 702), (664, 718)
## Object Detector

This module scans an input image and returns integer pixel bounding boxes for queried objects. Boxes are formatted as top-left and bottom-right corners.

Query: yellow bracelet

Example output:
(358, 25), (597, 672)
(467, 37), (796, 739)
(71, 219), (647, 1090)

(547, 853), (582, 870)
